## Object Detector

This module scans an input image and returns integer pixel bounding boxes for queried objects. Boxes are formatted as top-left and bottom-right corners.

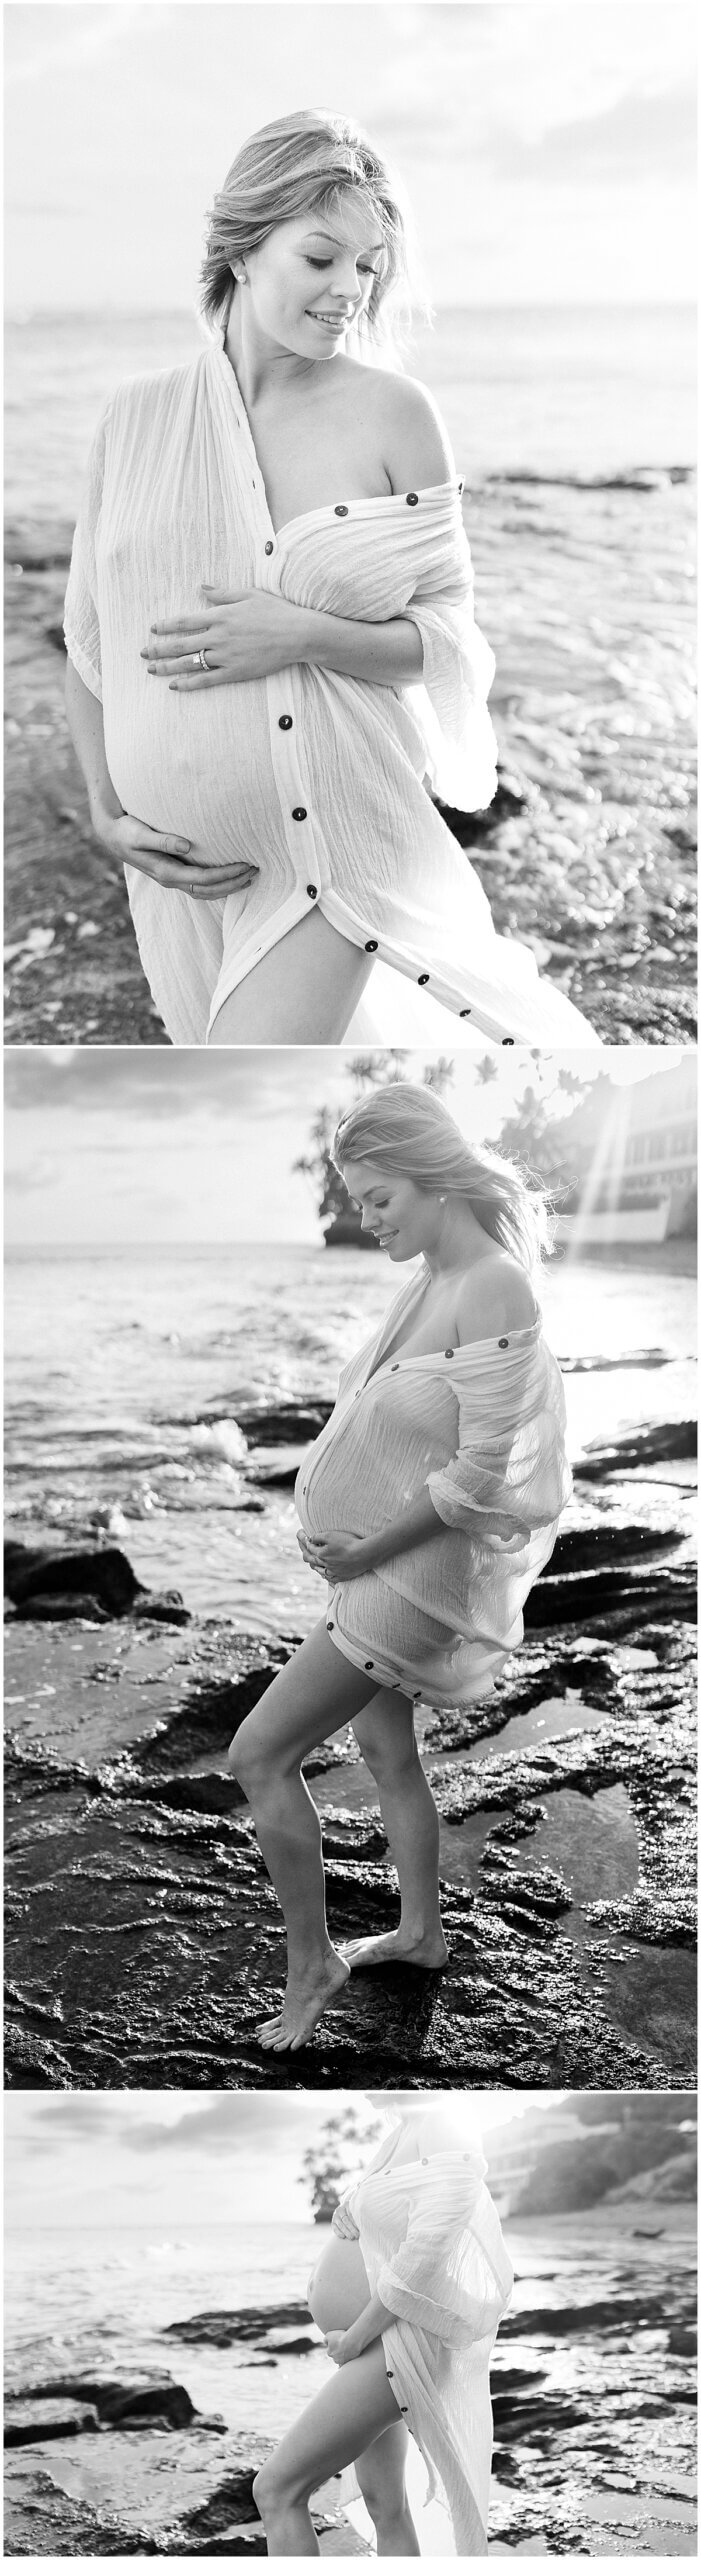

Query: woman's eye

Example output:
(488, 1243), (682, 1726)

(305, 258), (377, 278)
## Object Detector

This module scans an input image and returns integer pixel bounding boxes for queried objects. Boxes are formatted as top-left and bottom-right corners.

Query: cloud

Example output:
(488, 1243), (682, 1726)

(3, 1050), (339, 1123)
(497, 79), (696, 184)
(6, 2090), (369, 2169)
(119, 2093), (356, 2153)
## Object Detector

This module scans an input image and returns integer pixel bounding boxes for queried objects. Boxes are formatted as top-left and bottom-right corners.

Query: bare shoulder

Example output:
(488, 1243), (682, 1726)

(457, 1254), (539, 1344)
(356, 365), (457, 490)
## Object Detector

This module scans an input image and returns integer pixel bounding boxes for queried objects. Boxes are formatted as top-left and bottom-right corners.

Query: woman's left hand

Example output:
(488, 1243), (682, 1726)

(324, 2329), (357, 2367)
(297, 1529), (374, 1583)
(141, 586), (308, 688)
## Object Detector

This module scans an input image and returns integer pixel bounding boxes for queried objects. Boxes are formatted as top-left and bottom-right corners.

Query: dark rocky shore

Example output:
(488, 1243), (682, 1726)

(4, 2210), (697, 2554)
(5, 516), (697, 1045)
(5, 1405), (696, 2093)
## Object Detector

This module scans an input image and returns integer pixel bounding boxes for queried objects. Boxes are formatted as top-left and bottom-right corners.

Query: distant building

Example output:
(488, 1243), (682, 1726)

(559, 1056), (696, 1243)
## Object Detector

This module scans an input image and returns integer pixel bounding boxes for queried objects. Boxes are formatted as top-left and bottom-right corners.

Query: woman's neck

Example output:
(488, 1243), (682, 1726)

(224, 295), (318, 411)
(423, 1198), (496, 1283)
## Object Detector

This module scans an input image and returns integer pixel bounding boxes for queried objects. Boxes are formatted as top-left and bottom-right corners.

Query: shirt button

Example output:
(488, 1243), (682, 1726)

(502, 1037), (515, 1046)
(293, 807), (307, 821)
(306, 883), (317, 898)
(365, 939), (378, 952)
(364, 1660), (374, 1670)
(460, 1008), (471, 1018)
(334, 503), (348, 516)
(418, 973), (430, 985)
(498, 1336), (509, 1349)
(391, 1363), (399, 1371)
(264, 540), (274, 555)
(406, 492), (419, 506)
(444, 1348), (454, 1359)
(278, 714), (293, 731)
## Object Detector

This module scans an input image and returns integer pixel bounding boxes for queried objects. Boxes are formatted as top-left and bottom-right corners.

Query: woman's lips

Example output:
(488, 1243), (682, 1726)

(306, 311), (349, 332)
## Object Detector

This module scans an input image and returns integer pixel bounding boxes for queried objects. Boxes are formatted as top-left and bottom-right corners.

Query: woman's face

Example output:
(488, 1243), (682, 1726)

(238, 201), (384, 359)
(342, 1158), (439, 1262)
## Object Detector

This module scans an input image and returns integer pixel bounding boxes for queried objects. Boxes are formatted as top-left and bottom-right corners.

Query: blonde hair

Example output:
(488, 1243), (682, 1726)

(200, 109), (418, 346)
(333, 1084), (555, 1279)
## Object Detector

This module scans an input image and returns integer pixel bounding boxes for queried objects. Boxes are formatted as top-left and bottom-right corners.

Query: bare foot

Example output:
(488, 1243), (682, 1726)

(256, 1950), (351, 2052)
(339, 1928), (448, 1972)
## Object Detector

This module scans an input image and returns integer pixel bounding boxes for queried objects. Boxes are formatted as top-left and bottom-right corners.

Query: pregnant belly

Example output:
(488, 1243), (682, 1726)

(102, 689), (273, 864)
(307, 2235), (371, 2334)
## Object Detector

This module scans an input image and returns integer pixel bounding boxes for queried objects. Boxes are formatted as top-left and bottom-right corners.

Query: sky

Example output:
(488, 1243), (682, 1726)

(5, 1), (697, 313)
(5, 2088), (564, 2235)
(4, 1045), (684, 1249)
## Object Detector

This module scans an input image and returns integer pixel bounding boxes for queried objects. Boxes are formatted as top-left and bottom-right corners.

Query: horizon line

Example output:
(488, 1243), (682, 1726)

(6, 297), (697, 322)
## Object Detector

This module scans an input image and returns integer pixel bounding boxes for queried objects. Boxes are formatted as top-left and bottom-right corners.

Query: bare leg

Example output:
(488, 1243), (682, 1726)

(208, 907), (374, 1045)
(341, 1690), (448, 1973)
(253, 2341), (403, 2557)
(228, 1621), (380, 2049)
(355, 2423), (420, 2557)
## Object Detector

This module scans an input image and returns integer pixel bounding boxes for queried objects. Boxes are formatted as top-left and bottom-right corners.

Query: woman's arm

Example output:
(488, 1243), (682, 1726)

(296, 605), (423, 685)
(65, 658), (123, 832)
(298, 1488), (446, 1584)
(325, 2289), (396, 2367)
(144, 587), (423, 691)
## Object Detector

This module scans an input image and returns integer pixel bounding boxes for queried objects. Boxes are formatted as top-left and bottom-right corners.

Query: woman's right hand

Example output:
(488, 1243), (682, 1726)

(91, 806), (259, 900)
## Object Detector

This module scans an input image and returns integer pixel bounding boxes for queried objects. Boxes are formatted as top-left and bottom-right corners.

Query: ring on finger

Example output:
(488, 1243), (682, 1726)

(193, 647), (211, 670)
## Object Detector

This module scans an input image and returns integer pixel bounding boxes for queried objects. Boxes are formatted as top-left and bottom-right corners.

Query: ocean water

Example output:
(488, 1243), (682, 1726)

(4, 1240), (696, 1629)
(4, 2217), (322, 2439)
(4, 304), (696, 520)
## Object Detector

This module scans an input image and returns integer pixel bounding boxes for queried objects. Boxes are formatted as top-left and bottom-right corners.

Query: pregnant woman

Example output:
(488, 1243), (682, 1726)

(254, 2095), (513, 2556)
(228, 1083), (571, 2050)
(63, 107), (599, 1049)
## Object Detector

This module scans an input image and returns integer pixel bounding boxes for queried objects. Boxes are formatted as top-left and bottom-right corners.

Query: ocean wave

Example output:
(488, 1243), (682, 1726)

(479, 463), (695, 492)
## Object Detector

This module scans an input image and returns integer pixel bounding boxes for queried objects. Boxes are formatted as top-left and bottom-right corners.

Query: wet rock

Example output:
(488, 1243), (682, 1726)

(6, 2373), (203, 2430)
(3, 2471), (157, 2556)
(176, 2469), (261, 2529)
(540, 1522), (682, 1574)
(4, 2399), (99, 2446)
(4, 1540), (189, 1625)
(575, 1420), (696, 1479)
(208, 1402), (333, 1447)
(492, 2389), (588, 2439)
(480, 1859), (573, 1929)
(165, 2306), (312, 2348)
(525, 1557), (695, 1629)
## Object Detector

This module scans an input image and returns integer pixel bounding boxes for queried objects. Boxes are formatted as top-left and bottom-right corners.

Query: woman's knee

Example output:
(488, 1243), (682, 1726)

(357, 1722), (419, 1787)
(253, 2453), (309, 2516)
(227, 1715), (276, 1793)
